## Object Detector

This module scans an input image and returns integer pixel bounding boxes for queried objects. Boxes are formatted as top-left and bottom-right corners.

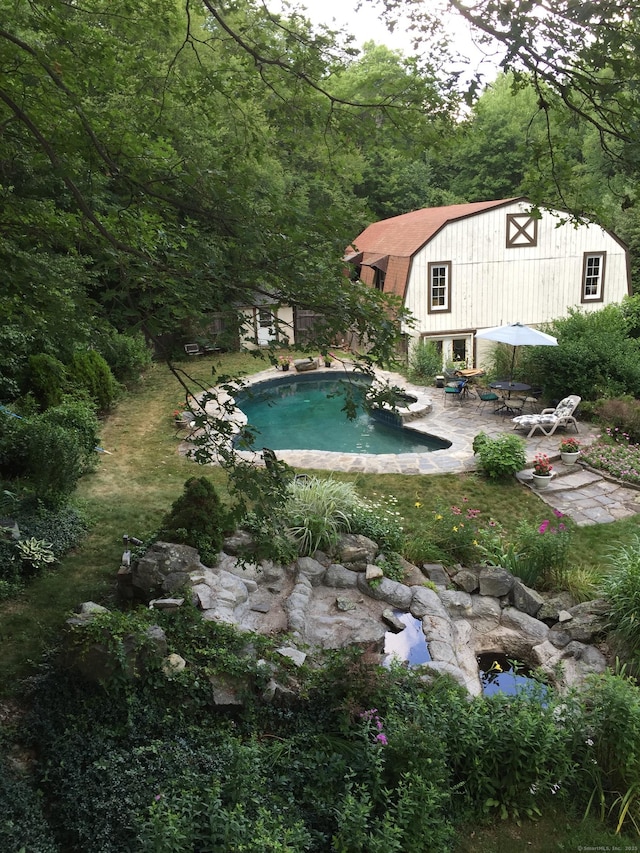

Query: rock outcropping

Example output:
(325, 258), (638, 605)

(111, 535), (609, 696)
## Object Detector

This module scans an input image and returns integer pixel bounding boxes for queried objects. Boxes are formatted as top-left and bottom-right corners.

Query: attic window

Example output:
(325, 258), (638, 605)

(506, 214), (538, 248)
(582, 252), (606, 303)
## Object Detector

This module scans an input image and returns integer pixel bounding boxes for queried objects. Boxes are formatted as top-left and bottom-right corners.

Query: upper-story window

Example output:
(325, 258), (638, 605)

(428, 261), (451, 313)
(506, 213), (538, 248)
(582, 252), (606, 303)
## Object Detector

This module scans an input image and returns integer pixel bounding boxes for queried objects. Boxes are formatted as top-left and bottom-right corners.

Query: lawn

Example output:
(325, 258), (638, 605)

(1, 351), (637, 690)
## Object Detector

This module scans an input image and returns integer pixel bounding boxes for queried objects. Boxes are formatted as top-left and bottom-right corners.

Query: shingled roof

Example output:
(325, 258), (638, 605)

(351, 198), (523, 258)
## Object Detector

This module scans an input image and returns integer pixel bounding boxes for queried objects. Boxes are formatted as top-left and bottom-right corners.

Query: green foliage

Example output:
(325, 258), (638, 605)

(23, 418), (86, 505)
(27, 352), (68, 409)
(408, 339), (442, 384)
(96, 329), (153, 384)
(18, 500), (88, 559)
(581, 428), (640, 487)
(581, 667), (640, 834)
(472, 432), (527, 480)
(349, 500), (405, 554)
(16, 537), (56, 573)
(521, 307), (640, 402)
(405, 501), (485, 566)
(40, 398), (101, 470)
(601, 535), (640, 660)
(69, 350), (120, 413)
(595, 397), (640, 444)
(0, 746), (58, 853)
(281, 477), (361, 556)
(158, 477), (229, 566)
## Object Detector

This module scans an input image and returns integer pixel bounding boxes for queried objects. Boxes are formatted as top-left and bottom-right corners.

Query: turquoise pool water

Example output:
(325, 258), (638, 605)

(234, 373), (450, 455)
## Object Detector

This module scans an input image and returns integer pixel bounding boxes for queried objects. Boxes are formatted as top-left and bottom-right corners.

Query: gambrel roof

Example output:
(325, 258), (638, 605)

(351, 198), (522, 259)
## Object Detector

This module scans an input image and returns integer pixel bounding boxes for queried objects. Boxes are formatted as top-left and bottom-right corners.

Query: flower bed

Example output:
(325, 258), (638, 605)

(580, 428), (640, 486)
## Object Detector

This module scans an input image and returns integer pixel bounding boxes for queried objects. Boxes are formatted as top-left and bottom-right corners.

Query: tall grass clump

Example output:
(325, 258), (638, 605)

(281, 477), (361, 555)
(408, 339), (442, 384)
(601, 535), (640, 662)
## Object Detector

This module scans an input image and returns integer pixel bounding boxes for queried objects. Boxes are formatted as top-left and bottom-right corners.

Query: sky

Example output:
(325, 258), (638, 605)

(281, 0), (501, 82)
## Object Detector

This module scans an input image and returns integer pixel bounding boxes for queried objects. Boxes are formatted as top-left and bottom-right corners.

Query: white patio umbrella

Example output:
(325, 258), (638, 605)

(475, 322), (558, 379)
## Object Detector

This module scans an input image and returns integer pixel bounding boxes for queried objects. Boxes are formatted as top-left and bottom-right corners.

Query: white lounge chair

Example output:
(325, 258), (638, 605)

(512, 395), (581, 438)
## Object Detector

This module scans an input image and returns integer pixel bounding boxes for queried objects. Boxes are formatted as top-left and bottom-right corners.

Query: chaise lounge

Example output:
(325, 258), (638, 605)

(512, 395), (581, 438)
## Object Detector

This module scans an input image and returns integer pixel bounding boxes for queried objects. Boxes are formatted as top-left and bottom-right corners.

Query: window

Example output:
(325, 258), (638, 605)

(428, 262), (451, 313)
(374, 267), (386, 291)
(582, 252), (606, 303)
(506, 214), (538, 248)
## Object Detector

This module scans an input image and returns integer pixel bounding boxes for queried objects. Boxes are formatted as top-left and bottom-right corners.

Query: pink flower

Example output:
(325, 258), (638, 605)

(538, 520), (549, 534)
(376, 733), (388, 746)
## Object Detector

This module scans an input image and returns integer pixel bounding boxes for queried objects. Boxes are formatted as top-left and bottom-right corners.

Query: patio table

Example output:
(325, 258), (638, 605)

(489, 381), (531, 414)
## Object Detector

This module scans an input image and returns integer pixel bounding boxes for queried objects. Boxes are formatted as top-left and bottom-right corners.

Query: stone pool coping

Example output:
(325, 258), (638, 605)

(194, 362), (599, 476)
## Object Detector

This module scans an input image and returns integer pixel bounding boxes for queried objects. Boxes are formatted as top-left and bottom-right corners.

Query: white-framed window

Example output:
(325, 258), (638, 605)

(582, 252), (606, 303)
(428, 261), (451, 313)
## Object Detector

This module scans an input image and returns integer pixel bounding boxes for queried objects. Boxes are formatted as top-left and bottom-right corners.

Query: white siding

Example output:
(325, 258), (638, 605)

(402, 202), (629, 340)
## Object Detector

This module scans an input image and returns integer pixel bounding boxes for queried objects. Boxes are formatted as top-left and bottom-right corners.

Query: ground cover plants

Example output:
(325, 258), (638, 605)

(2, 352), (640, 851)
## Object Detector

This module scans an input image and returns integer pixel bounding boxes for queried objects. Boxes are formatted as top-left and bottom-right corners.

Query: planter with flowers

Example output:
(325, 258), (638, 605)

(531, 453), (553, 489)
(277, 355), (291, 372)
(559, 437), (581, 465)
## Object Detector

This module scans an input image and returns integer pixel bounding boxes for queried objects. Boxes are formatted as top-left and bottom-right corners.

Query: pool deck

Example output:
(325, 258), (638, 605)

(233, 364), (599, 476)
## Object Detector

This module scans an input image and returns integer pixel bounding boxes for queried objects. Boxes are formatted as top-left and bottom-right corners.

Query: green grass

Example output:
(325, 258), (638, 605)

(0, 351), (636, 690)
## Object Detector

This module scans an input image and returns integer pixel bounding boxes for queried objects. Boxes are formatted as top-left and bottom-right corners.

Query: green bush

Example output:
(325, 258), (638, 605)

(69, 349), (120, 412)
(595, 396), (640, 444)
(408, 339), (442, 384)
(24, 419), (85, 504)
(27, 352), (68, 409)
(40, 398), (101, 470)
(96, 328), (153, 383)
(472, 432), (527, 480)
(0, 750), (58, 853)
(158, 477), (229, 565)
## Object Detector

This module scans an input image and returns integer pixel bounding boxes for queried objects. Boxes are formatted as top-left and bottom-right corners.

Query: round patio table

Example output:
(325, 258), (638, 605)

(489, 381), (531, 393)
(489, 381), (531, 414)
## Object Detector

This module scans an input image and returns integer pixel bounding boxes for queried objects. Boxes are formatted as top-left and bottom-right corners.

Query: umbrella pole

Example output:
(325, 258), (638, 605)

(510, 346), (516, 380)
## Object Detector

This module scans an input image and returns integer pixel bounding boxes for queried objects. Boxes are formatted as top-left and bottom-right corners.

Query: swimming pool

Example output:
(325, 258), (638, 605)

(234, 372), (450, 455)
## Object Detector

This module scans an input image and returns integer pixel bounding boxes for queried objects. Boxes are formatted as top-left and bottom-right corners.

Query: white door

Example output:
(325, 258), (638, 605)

(257, 308), (277, 346)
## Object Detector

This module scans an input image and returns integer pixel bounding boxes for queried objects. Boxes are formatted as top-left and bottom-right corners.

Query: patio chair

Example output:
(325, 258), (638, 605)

(443, 379), (467, 404)
(475, 386), (499, 412)
(512, 395), (581, 438)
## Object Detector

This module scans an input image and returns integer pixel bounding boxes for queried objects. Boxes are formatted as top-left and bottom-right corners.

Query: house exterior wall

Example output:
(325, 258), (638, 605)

(401, 201), (630, 354)
(239, 305), (295, 350)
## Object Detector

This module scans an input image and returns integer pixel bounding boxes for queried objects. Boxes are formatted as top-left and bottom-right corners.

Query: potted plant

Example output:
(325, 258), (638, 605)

(322, 352), (334, 367)
(531, 453), (553, 489)
(277, 355), (291, 372)
(559, 436), (581, 464)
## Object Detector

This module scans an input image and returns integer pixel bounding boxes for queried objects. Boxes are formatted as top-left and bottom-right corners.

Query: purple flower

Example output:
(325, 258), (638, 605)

(376, 733), (388, 746)
(553, 509), (564, 518)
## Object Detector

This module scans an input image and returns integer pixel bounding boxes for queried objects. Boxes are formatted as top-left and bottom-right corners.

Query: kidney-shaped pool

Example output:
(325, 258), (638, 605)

(234, 372), (451, 455)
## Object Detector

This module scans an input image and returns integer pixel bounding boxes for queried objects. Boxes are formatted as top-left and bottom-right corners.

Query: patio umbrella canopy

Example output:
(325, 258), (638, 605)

(475, 322), (558, 378)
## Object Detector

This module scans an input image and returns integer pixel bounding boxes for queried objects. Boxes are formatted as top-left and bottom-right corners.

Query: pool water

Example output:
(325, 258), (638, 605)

(477, 652), (547, 698)
(383, 612), (431, 666)
(235, 374), (450, 455)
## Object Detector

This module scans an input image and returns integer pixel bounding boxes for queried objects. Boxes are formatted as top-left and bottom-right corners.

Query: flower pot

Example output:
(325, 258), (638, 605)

(560, 450), (580, 465)
(281, 364), (289, 372)
(531, 473), (552, 490)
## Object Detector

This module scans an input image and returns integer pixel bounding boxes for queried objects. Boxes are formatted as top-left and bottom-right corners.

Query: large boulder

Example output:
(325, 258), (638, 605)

(132, 542), (203, 601)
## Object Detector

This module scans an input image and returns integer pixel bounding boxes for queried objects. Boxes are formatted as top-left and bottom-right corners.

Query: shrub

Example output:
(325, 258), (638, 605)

(40, 398), (101, 471)
(472, 432), (527, 480)
(27, 352), (68, 409)
(595, 396), (640, 444)
(408, 339), (442, 384)
(16, 536), (56, 574)
(96, 328), (153, 383)
(69, 349), (120, 412)
(0, 751), (58, 853)
(158, 477), (229, 565)
(18, 500), (88, 558)
(280, 477), (361, 555)
(24, 418), (85, 504)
